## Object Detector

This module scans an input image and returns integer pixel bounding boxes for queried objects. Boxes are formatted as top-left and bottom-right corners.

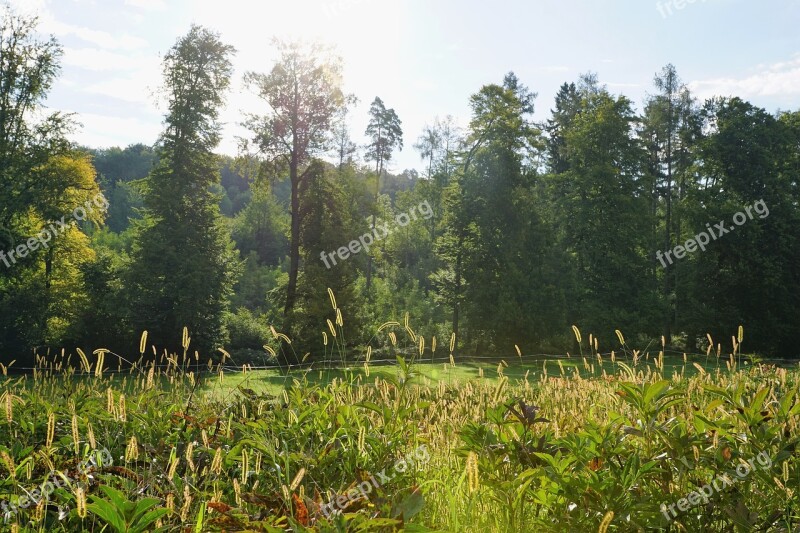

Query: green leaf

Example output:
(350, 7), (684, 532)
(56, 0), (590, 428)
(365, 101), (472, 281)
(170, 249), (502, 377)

(692, 414), (706, 433)
(643, 380), (670, 405)
(131, 497), (161, 525)
(194, 502), (206, 533)
(750, 387), (770, 412)
(87, 499), (127, 533)
(355, 401), (384, 415)
(96, 485), (129, 509)
(131, 508), (170, 533)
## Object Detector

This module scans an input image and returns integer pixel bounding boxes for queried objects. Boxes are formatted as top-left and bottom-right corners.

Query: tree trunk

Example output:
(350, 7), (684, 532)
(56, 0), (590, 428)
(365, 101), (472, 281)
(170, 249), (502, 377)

(285, 156), (300, 318)
(452, 236), (463, 358)
(663, 95), (674, 346)
(366, 156), (382, 294)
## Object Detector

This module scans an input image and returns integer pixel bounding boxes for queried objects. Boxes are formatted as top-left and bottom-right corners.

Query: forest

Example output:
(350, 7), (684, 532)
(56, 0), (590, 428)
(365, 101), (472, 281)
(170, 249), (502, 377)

(2, 3), (800, 532)
(1, 8), (797, 368)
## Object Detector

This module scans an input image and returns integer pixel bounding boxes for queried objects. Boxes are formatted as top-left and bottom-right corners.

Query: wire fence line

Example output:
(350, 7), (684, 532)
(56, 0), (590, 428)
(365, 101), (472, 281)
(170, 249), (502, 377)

(3, 348), (780, 376)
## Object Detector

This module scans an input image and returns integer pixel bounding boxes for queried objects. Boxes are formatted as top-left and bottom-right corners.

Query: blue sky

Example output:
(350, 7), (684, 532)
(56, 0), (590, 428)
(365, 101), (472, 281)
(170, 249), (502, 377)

(10, 0), (800, 173)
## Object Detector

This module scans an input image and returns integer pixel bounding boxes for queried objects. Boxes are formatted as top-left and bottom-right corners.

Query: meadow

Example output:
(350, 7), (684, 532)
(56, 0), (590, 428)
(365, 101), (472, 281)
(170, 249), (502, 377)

(1, 323), (799, 532)
(2, 3), (799, 532)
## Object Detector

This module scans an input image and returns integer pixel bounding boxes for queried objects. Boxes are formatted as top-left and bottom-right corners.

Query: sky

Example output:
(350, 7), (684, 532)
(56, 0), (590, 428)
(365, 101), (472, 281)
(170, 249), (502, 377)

(8, 0), (800, 174)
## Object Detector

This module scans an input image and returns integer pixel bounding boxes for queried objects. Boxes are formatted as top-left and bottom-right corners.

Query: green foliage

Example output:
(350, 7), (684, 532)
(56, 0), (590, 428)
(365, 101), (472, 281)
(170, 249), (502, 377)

(231, 183), (289, 267)
(87, 144), (156, 233)
(125, 26), (238, 355)
(436, 72), (568, 354)
(293, 160), (364, 356)
(1, 312), (800, 532)
(551, 88), (660, 338)
(224, 307), (271, 352)
(87, 485), (169, 533)
(0, 7), (110, 360)
(242, 39), (346, 320)
(680, 98), (800, 356)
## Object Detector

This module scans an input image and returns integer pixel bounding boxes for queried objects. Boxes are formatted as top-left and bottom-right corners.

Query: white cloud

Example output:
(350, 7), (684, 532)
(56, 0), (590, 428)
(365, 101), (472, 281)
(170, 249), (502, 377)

(74, 52), (163, 106)
(412, 79), (438, 92)
(689, 55), (800, 100)
(446, 42), (477, 53)
(6, 0), (148, 50)
(40, 18), (148, 50)
(6, 0), (46, 15)
(62, 47), (154, 71)
(67, 112), (162, 148)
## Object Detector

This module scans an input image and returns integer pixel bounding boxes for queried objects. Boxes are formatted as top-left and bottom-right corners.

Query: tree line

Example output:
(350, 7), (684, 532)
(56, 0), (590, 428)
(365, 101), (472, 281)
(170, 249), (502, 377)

(1, 6), (798, 366)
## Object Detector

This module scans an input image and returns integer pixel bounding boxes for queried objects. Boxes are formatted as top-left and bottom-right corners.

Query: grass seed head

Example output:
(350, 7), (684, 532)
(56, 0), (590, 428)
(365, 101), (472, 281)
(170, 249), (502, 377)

(466, 451), (479, 493)
(126, 436), (139, 462)
(327, 287), (337, 310)
(290, 468), (306, 491)
(71, 414), (80, 453)
(46, 412), (55, 447)
(572, 325), (582, 344)
(139, 331), (148, 354)
(599, 511), (614, 532)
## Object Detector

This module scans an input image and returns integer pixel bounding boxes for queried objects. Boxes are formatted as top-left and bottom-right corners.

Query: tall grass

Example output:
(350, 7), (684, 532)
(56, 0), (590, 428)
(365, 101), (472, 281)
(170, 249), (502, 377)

(0, 305), (798, 531)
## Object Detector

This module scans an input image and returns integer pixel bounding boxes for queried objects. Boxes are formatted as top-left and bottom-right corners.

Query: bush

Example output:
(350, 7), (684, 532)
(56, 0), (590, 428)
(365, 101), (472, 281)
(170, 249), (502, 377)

(225, 308), (271, 351)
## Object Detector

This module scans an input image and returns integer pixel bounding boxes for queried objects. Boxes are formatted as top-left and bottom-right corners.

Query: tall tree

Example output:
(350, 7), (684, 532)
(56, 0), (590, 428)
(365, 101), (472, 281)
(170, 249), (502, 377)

(243, 41), (345, 322)
(294, 160), (362, 356)
(435, 73), (557, 354)
(545, 82), (580, 174)
(127, 25), (237, 355)
(0, 5), (70, 230)
(0, 6), (104, 359)
(462, 74), (562, 352)
(684, 99), (800, 356)
(364, 97), (403, 291)
(641, 64), (697, 345)
(555, 88), (658, 339)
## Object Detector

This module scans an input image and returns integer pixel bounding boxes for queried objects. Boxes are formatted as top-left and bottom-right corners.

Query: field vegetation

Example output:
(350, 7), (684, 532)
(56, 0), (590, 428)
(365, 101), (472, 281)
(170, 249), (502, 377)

(1, 320), (799, 532)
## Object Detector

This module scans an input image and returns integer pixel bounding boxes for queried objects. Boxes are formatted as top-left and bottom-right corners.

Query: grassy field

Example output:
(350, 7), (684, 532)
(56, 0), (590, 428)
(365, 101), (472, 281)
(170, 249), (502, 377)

(200, 351), (791, 397)
(1, 342), (799, 532)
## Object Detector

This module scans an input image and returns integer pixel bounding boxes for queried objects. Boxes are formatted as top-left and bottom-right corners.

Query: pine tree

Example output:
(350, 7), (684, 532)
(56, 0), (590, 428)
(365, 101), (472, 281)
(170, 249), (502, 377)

(364, 97), (403, 292)
(294, 160), (362, 358)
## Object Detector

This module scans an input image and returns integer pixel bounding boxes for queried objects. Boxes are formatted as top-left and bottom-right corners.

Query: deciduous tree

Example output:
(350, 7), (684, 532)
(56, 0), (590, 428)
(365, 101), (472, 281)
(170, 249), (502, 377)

(127, 25), (237, 355)
(243, 41), (345, 322)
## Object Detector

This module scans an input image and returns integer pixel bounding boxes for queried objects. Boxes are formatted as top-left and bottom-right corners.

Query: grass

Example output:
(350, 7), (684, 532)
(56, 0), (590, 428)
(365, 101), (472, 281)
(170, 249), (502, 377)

(200, 351), (787, 399)
(1, 321), (799, 532)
